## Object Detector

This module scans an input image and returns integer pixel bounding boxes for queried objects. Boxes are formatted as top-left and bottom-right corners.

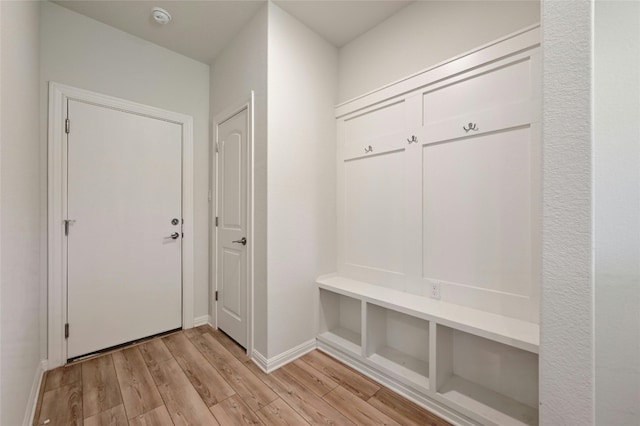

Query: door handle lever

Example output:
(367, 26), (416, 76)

(169, 232), (180, 240)
(232, 237), (247, 246)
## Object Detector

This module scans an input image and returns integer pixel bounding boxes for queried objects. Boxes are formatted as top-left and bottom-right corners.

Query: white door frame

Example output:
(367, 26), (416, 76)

(211, 92), (254, 357)
(47, 82), (195, 368)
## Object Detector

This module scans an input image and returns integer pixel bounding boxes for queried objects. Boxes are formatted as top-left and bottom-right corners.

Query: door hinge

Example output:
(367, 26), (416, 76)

(208, 190), (212, 202)
(215, 141), (220, 153)
(65, 118), (70, 134)
(64, 219), (75, 236)
(215, 290), (219, 301)
(215, 217), (218, 227)
(64, 323), (69, 339)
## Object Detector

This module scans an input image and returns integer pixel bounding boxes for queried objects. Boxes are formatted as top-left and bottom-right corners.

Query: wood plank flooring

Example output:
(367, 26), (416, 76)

(34, 326), (451, 426)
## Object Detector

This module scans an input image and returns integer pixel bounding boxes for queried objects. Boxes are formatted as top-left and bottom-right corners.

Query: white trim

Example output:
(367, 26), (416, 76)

(317, 343), (474, 426)
(250, 339), (317, 374)
(47, 82), (195, 368)
(23, 360), (46, 426)
(193, 315), (211, 327)
(251, 349), (269, 373)
(335, 24), (540, 118)
(211, 92), (255, 359)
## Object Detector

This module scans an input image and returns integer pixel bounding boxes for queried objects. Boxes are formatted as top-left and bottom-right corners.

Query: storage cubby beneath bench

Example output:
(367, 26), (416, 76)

(434, 325), (539, 426)
(318, 288), (362, 355)
(317, 274), (539, 425)
(366, 303), (430, 391)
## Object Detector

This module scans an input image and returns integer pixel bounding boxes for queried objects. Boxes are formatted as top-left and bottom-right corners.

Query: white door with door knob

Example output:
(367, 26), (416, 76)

(216, 107), (249, 348)
(66, 99), (183, 359)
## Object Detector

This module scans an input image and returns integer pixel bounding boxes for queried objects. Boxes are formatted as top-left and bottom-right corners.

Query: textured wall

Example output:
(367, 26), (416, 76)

(540, 1), (594, 424)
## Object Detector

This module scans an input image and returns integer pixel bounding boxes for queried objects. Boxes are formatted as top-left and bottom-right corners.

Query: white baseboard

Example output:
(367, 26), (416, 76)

(193, 315), (211, 327)
(251, 338), (317, 374)
(251, 349), (269, 373)
(24, 360), (47, 426)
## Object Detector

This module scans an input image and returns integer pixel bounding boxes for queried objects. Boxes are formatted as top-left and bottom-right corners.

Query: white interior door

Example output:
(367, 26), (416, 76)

(66, 99), (182, 359)
(216, 108), (248, 348)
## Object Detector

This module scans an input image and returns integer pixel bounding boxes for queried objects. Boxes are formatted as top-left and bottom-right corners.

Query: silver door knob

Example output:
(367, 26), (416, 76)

(170, 232), (180, 239)
(232, 237), (247, 246)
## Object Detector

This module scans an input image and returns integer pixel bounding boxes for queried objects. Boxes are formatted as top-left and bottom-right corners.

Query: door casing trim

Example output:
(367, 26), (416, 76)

(211, 93), (255, 359)
(47, 82), (195, 368)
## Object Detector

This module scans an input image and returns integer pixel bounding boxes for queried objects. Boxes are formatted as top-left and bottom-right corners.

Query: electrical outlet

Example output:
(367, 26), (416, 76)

(430, 281), (441, 300)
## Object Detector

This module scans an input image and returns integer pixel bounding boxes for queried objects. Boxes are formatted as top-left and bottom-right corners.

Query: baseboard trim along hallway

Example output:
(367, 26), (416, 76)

(252, 338), (317, 374)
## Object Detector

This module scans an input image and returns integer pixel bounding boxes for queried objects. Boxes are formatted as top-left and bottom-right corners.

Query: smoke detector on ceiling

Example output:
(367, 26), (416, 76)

(151, 7), (172, 25)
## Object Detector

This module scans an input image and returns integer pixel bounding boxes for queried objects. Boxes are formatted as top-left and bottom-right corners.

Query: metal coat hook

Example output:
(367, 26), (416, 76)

(407, 135), (418, 144)
(364, 145), (373, 153)
(463, 122), (479, 133)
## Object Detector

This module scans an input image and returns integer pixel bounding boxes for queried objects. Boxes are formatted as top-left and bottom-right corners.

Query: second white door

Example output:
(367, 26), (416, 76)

(216, 107), (248, 348)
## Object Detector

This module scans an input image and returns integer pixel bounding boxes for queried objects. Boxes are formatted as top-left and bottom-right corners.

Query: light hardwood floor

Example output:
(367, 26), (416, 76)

(34, 326), (451, 426)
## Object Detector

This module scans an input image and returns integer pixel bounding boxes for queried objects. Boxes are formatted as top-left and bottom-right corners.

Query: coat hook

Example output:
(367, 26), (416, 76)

(463, 122), (479, 133)
(407, 135), (418, 144)
(364, 145), (373, 153)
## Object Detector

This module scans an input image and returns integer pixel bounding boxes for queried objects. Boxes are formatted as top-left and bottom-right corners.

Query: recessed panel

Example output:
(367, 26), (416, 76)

(423, 127), (534, 296)
(423, 60), (530, 125)
(222, 133), (242, 228)
(344, 151), (405, 273)
(222, 248), (242, 320)
(345, 100), (405, 145)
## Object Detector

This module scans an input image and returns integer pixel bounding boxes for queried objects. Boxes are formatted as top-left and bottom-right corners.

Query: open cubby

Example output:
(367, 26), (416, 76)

(318, 289), (362, 354)
(366, 303), (430, 390)
(435, 325), (539, 426)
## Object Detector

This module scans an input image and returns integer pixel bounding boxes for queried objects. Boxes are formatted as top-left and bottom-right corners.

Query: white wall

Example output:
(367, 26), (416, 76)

(210, 5), (268, 355)
(1, 1), (42, 425)
(40, 2), (211, 320)
(338, 1), (540, 103)
(540, 1), (594, 424)
(594, 2), (640, 424)
(266, 3), (337, 358)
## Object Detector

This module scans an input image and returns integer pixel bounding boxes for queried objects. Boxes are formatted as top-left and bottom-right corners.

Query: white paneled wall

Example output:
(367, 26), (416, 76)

(337, 30), (541, 322)
(320, 26), (542, 426)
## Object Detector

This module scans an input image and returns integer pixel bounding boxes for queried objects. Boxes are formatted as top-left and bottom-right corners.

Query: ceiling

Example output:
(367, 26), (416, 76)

(52, 0), (412, 64)
(273, 1), (412, 47)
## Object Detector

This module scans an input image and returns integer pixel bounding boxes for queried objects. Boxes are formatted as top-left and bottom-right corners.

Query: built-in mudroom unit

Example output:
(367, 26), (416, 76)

(318, 25), (541, 426)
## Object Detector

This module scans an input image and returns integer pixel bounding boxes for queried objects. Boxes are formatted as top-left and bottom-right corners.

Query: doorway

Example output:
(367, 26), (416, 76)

(213, 94), (254, 354)
(48, 83), (195, 367)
